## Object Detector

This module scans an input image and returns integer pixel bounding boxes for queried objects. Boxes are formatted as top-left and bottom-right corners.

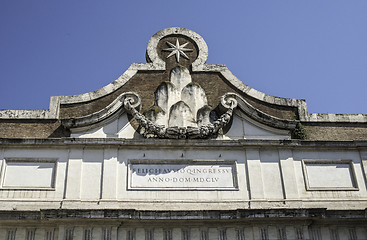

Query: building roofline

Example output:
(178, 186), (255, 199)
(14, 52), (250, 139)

(0, 27), (366, 124)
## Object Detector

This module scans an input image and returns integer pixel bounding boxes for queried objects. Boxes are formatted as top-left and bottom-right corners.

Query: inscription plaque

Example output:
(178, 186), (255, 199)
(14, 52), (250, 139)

(128, 160), (238, 190)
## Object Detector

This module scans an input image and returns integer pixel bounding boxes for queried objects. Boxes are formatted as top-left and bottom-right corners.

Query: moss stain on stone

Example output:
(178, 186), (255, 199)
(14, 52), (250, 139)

(292, 123), (307, 140)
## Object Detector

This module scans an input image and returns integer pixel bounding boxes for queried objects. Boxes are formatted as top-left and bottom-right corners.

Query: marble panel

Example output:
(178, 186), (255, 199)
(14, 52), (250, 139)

(1, 158), (56, 189)
(303, 160), (358, 190)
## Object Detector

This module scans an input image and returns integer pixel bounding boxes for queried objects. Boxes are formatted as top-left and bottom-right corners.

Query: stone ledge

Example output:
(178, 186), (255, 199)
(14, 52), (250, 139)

(0, 209), (366, 221)
(0, 138), (367, 149)
(308, 113), (367, 123)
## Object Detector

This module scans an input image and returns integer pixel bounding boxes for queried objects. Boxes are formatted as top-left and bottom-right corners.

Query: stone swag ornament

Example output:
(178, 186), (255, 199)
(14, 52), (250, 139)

(123, 65), (237, 139)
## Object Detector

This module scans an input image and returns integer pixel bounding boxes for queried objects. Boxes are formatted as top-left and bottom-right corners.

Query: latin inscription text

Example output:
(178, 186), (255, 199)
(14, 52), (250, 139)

(129, 163), (237, 190)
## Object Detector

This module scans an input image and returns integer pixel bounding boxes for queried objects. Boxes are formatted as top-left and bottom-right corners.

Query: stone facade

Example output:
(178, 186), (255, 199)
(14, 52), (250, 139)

(0, 28), (367, 239)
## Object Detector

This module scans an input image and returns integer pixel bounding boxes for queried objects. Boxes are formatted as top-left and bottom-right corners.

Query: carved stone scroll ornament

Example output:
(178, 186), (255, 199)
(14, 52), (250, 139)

(124, 92), (237, 139)
(62, 92), (142, 131)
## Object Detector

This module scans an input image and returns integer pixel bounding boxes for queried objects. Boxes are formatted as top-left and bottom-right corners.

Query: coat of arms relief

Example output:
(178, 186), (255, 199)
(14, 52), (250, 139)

(123, 36), (237, 139)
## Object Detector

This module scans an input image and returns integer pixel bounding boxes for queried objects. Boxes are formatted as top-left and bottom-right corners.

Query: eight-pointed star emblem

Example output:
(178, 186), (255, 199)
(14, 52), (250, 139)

(163, 39), (193, 63)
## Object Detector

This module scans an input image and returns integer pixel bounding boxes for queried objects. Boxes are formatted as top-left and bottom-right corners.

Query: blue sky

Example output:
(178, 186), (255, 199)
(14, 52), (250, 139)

(0, 0), (366, 114)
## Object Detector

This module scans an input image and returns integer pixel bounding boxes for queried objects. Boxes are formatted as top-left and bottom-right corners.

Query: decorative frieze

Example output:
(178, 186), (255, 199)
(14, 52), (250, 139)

(84, 228), (92, 240)
(65, 227), (74, 240)
(0, 224), (364, 240)
(163, 229), (172, 240)
(126, 229), (135, 240)
(26, 229), (36, 240)
(45, 229), (56, 240)
(6, 229), (16, 240)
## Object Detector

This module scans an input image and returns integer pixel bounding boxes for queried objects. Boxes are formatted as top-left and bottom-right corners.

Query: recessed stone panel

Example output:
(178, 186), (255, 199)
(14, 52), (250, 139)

(1, 158), (57, 189)
(128, 160), (238, 190)
(303, 160), (358, 190)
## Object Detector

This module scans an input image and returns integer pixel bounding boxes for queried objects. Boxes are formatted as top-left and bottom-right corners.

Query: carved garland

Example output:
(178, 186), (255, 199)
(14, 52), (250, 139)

(124, 93), (238, 139)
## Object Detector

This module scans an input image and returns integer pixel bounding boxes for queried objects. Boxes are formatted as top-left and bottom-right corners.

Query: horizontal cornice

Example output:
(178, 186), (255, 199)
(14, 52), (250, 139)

(0, 209), (366, 221)
(1, 138), (367, 149)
